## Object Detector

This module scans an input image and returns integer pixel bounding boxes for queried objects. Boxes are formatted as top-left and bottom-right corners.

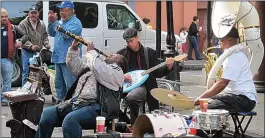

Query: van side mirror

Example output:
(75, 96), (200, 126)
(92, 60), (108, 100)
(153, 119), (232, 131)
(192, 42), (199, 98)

(135, 20), (142, 31)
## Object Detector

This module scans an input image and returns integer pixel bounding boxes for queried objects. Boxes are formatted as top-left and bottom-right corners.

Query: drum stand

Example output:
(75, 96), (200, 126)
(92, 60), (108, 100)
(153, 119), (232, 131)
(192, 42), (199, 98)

(200, 129), (218, 138)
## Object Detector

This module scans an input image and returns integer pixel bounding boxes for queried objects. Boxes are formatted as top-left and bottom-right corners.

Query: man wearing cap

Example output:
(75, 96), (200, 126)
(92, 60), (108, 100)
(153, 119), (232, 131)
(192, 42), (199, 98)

(117, 28), (175, 126)
(48, 1), (82, 104)
(194, 27), (257, 112)
(18, 6), (50, 86)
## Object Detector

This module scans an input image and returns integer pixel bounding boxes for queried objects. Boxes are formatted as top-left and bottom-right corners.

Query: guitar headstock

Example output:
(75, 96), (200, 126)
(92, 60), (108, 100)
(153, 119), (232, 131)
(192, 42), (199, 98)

(173, 53), (187, 62)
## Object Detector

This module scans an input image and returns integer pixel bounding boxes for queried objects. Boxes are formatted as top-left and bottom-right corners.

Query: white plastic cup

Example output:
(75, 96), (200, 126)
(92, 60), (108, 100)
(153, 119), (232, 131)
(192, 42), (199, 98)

(96, 116), (106, 133)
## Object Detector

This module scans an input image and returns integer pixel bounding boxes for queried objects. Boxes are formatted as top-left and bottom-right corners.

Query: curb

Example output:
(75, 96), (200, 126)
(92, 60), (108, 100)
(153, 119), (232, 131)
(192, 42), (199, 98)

(225, 130), (264, 138)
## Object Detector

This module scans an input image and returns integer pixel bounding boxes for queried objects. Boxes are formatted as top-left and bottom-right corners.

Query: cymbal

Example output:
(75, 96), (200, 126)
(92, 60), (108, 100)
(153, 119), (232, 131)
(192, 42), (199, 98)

(151, 88), (195, 110)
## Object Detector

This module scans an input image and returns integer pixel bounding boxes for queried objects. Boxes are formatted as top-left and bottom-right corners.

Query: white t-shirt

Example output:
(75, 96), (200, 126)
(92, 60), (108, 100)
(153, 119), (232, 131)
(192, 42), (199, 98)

(180, 31), (188, 44)
(221, 47), (257, 102)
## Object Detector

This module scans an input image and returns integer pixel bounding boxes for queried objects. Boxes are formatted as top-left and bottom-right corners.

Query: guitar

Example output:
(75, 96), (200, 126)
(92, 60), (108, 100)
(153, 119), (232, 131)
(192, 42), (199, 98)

(123, 54), (187, 93)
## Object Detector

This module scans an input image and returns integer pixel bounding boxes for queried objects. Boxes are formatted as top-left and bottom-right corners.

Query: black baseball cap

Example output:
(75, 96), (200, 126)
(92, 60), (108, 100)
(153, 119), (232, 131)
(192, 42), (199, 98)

(29, 6), (39, 13)
(225, 27), (239, 39)
(123, 28), (138, 40)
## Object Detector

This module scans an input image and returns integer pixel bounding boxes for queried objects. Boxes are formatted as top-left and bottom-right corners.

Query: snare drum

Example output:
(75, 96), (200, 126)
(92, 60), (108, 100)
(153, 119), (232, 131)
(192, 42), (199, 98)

(133, 112), (188, 137)
(193, 109), (229, 130)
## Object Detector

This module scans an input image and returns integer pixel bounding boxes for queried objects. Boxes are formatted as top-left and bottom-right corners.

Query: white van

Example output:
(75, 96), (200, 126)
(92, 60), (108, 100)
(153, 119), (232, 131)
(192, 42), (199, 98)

(3, 1), (181, 86)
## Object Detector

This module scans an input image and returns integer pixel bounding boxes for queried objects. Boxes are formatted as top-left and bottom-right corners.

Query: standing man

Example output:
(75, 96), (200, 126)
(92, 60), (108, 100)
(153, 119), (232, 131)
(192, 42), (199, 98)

(1, 8), (27, 105)
(117, 28), (175, 126)
(19, 6), (50, 86)
(187, 16), (202, 60)
(48, 1), (82, 103)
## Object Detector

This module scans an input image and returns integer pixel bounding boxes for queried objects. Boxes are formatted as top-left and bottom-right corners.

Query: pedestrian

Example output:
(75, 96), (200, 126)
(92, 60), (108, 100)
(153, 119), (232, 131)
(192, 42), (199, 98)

(1, 8), (28, 105)
(142, 18), (152, 29)
(187, 16), (202, 60)
(18, 6), (50, 86)
(179, 27), (188, 54)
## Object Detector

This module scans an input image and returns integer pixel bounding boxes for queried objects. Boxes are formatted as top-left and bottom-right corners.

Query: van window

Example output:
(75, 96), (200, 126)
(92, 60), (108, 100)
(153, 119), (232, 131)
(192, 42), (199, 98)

(2, 1), (43, 25)
(106, 4), (137, 30)
(49, 1), (98, 28)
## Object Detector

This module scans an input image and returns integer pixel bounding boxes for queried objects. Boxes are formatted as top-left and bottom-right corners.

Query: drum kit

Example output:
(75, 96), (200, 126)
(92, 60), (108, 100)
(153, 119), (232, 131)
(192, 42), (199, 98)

(132, 88), (230, 138)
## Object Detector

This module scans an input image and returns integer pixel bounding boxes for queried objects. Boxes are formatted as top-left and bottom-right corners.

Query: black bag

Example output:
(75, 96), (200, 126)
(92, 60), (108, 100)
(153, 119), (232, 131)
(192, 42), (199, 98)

(56, 102), (73, 122)
(97, 82), (122, 120)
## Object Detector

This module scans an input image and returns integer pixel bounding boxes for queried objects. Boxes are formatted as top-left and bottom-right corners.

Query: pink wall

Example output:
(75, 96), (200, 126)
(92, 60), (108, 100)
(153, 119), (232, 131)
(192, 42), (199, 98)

(135, 1), (198, 35)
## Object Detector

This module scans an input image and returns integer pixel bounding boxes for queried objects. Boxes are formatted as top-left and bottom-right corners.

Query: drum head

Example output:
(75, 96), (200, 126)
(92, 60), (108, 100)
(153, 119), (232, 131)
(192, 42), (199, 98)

(133, 114), (188, 137)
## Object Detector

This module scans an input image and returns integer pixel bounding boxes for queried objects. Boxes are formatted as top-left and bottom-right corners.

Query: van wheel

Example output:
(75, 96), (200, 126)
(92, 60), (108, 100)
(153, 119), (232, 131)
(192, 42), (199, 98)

(12, 61), (22, 87)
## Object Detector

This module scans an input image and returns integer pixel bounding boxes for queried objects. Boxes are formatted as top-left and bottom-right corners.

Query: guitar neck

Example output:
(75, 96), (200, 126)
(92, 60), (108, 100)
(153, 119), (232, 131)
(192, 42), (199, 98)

(141, 62), (167, 76)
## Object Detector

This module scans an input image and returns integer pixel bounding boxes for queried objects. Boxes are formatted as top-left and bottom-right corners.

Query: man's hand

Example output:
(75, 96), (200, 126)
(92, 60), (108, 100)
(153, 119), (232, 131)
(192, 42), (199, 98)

(86, 41), (95, 51)
(48, 10), (58, 23)
(31, 45), (41, 51)
(15, 40), (22, 48)
(194, 97), (201, 106)
(124, 74), (132, 83)
(199, 27), (202, 31)
(71, 39), (79, 50)
(166, 57), (175, 70)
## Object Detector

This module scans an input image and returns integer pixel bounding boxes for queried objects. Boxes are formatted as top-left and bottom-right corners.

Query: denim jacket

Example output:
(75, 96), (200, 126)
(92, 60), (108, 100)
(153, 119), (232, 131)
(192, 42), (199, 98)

(48, 14), (82, 63)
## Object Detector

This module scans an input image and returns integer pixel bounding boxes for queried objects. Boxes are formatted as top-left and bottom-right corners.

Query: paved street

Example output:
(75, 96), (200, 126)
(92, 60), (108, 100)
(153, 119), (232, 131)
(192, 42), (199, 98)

(1, 60), (264, 137)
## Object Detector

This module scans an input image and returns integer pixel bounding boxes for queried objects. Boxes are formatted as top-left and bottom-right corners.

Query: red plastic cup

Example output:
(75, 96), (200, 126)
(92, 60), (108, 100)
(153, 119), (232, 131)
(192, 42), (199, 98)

(96, 116), (105, 133)
(199, 98), (209, 112)
(189, 127), (197, 135)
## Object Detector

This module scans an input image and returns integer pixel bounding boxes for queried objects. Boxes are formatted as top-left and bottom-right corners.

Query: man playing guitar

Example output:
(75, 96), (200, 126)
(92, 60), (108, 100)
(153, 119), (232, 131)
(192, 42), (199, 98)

(117, 28), (175, 127)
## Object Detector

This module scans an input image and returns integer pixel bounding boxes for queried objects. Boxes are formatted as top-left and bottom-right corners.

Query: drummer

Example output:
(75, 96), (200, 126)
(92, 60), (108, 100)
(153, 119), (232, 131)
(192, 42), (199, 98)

(117, 28), (175, 127)
(194, 27), (257, 112)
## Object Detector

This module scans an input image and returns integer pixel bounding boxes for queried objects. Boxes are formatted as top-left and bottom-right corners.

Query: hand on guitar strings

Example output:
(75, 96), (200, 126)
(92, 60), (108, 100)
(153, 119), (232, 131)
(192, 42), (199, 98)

(166, 58), (175, 70)
(124, 74), (132, 83)
(71, 39), (95, 51)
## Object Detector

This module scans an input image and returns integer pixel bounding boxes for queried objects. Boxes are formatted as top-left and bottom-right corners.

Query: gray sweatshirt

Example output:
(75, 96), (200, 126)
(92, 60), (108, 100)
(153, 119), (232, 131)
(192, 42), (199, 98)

(66, 48), (124, 102)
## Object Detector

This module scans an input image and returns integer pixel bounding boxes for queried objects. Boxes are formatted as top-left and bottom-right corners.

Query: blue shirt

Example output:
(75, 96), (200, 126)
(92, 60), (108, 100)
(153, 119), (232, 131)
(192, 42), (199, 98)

(48, 14), (82, 63)
(1, 27), (8, 58)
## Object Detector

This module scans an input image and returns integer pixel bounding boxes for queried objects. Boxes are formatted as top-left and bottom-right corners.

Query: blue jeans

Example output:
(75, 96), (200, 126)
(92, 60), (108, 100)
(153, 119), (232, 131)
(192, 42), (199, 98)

(55, 63), (75, 101)
(35, 103), (101, 138)
(1, 58), (13, 102)
(22, 49), (34, 86)
(188, 36), (201, 60)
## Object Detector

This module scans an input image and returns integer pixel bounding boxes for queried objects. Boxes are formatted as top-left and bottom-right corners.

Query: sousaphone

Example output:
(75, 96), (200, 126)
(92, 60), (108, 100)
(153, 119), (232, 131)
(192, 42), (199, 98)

(208, 1), (264, 89)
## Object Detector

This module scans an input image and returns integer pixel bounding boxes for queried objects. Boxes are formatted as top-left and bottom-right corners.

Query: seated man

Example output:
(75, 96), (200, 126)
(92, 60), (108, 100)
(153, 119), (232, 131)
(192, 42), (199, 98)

(36, 40), (127, 138)
(194, 27), (257, 112)
(117, 28), (175, 126)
